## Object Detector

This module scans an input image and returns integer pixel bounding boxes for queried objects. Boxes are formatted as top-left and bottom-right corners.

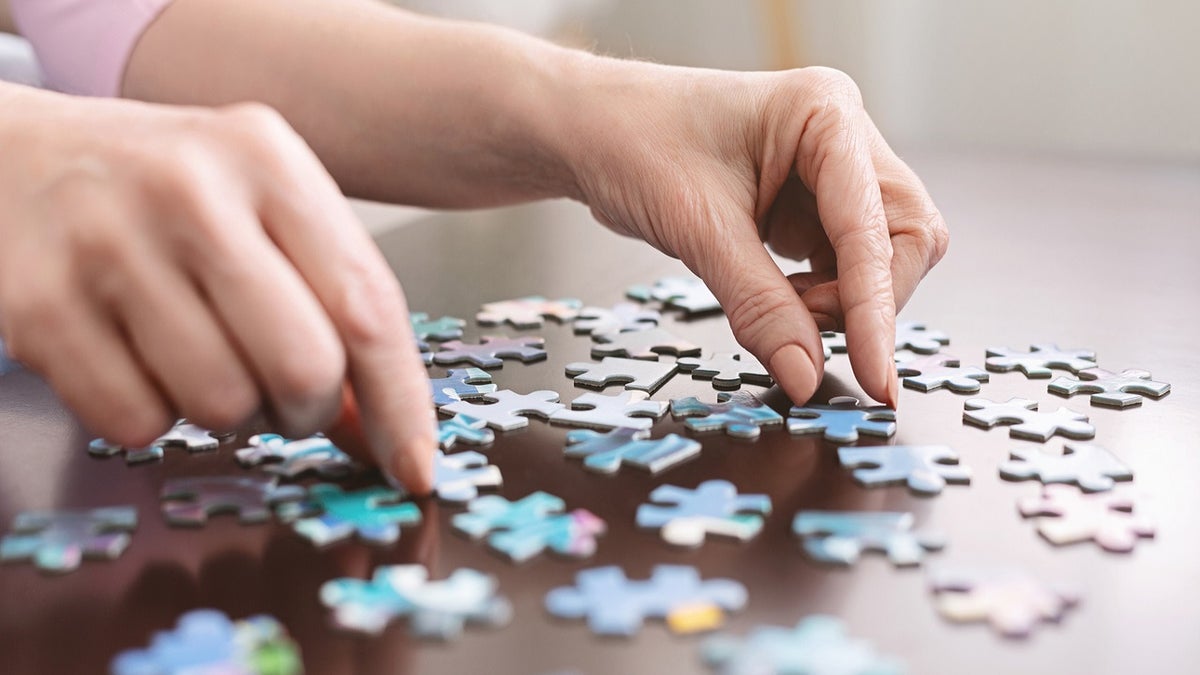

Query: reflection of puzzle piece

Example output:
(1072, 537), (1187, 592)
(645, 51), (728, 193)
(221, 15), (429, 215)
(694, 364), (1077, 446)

(321, 565), (512, 639)
(636, 480), (771, 547)
(670, 391), (783, 439)
(433, 336), (547, 369)
(549, 391), (666, 430)
(410, 312), (466, 342)
(896, 353), (989, 393)
(963, 398), (1093, 442)
(999, 442), (1132, 492)
(111, 609), (302, 675)
(545, 565), (746, 636)
(476, 296), (581, 328)
(89, 419), (231, 464)
(787, 396), (896, 444)
(793, 511), (944, 566)
(985, 343), (1096, 378)
(703, 615), (905, 675)
(565, 357), (678, 393)
(429, 368), (497, 406)
(277, 483), (420, 546)
(438, 414), (495, 450)
(235, 433), (358, 479)
(928, 565), (1080, 638)
(895, 321), (949, 353)
(1048, 367), (1171, 408)
(452, 491), (606, 562)
(838, 445), (971, 495)
(627, 276), (721, 314)
(0, 507), (136, 574)
(676, 352), (773, 389)
(820, 331), (846, 360)
(430, 449), (503, 502)
(564, 427), (701, 474)
(440, 389), (564, 431)
(574, 302), (660, 337)
(591, 327), (700, 360)
(161, 476), (305, 526)
(1018, 485), (1155, 552)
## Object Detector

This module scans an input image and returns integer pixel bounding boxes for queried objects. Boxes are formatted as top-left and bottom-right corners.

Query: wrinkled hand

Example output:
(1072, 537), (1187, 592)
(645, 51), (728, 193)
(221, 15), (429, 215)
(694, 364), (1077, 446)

(0, 93), (435, 491)
(566, 64), (949, 407)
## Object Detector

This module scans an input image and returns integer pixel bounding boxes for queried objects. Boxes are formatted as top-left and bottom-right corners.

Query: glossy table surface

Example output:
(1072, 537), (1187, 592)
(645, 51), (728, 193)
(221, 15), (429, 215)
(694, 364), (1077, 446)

(1, 151), (1198, 674)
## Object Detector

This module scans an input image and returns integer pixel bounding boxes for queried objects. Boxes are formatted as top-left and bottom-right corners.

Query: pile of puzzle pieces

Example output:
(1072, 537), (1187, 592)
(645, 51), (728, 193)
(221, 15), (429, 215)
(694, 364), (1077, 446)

(0, 280), (1173, 674)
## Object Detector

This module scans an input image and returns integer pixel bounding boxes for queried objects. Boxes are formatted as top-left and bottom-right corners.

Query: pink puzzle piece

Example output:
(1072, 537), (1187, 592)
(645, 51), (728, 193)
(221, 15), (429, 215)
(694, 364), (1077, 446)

(1018, 485), (1155, 552)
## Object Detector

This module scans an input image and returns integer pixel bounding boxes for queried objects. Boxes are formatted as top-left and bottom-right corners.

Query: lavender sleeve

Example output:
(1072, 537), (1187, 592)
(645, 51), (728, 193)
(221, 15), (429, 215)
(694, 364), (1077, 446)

(9, 0), (175, 97)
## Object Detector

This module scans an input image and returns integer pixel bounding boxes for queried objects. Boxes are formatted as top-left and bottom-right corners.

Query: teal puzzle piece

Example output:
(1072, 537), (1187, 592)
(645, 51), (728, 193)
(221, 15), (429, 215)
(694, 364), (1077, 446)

(670, 391), (783, 439)
(278, 483), (421, 546)
(564, 427), (700, 475)
(452, 491), (606, 563)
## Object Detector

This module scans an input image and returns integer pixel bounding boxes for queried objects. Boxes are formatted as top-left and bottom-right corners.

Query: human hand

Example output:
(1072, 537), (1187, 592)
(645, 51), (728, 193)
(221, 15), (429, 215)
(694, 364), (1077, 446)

(0, 90), (435, 491)
(560, 63), (949, 407)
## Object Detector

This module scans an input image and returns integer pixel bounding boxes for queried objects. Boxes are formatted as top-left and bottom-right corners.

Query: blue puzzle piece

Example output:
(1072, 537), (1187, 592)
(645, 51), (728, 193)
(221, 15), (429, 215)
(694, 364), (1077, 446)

(1, 507), (136, 574)
(277, 483), (421, 546)
(410, 312), (466, 342)
(452, 492), (606, 562)
(438, 414), (496, 450)
(564, 427), (701, 474)
(636, 480), (771, 547)
(837, 445), (971, 495)
(90, 419), (230, 464)
(670, 391), (783, 439)
(793, 511), (945, 566)
(111, 609), (302, 675)
(235, 433), (358, 479)
(703, 615), (905, 675)
(787, 396), (897, 444)
(429, 368), (497, 407)
(429, 449), (503, 502)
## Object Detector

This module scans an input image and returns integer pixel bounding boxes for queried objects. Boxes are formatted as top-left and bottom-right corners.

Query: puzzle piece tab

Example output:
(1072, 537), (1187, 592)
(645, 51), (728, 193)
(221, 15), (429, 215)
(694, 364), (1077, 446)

(999, 442), (1132, 492)
(545, 565), (746, 636)
(676, 352), (773, 389)
(476, 296), (582, 328)
(591, 327), (701, 360)
(452, 491), (606, 562)
(1048, 367), (1171, 408)
(703, 615), (905, 675)
(627, 276), (721, 314)
(895, 321), (950, 353)
(636, 480), (771, 547)
(565, 357), (678, 393)
(787, 396), (897, 444)
(1018, 485), (1155, 552)
(838, 445), (971, 495)
(89, 419), (231, 464)
(277, 483), (421, 546)
(433, 336), (547, 369)
(573, 302), (660, 337)
(896, 353), (989, 393)
(1, 506), (136, 574)
(111, 609), (302, 675)
(549, 390), (667, 431)
(321, 564), (512, 638)
(928, 565), (1080, 638)
(429, 368), (497, 407)
(440, 389), (564, 431)
(793, 511), (944, 566)
(670, 391), (784, 439)
(985, 343), (1096, 378)
(564, 427), (701, 474)
(161, 476), (305, 526)
(438, 414), (496, 450)
(410, 312), (466, 342)
(963, 397), (1093, 442)
(235, 433), (358, 479)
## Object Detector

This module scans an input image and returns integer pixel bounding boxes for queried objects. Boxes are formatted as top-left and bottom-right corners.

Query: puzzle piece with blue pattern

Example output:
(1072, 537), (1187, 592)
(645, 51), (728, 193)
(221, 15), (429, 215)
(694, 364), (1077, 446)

(1, 506), (136, 574)
(670, 391), (783, 439)
(452, 491), (606, 563)
(277, 483), (421, 546)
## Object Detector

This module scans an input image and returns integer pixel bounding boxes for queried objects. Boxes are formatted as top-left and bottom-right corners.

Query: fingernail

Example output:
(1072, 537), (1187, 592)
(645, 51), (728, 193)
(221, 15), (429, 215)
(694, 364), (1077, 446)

(887, 362), (900, 409)
(770, 344), (819, 405)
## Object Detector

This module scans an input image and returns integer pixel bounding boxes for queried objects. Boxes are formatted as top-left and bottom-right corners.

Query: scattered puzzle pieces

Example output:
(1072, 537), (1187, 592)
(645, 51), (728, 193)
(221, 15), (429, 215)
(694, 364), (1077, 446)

(963, 398), (1094, 442)
(838, 445), (971, 495)
(321, 564), (512, 638)
(985, 343), (1096, 378)
(0, 506), (136, 574)
(430, 449), (503, 502)
(927, 565), (1080, 638)
(429, 368), (498, 406)
(999, 442), (1132, 492)
(545, 565), (746, 636)
(476, 296), (581, 328)
(452, 491), (606, 562)
(432, 336), (547, 369)
(235, 433), (358, 479)
(787, 396), (897, 444)
(110, 609), (302, 675)
(670, 391), (784, 439)
(564, 427), (702, 475)
(677, 352), (773, 389)
(565, 357), (678, 393)
(549, 391), (667, 431)
(573, 302), (660, 337)
(440, 389), (564, 431)
(410, 312), (466, 342)
(895, 321), (950, 353)
(438, 414), (496, 450)
(1048, 367), (1171, 408)
(702, 615), (905, 675)
(627, 276), (721, 314)
(277, 483), (420, 546)
(89, 419), (231, 464)
(636, 480), (771, 547)
(896, 353), (989, 393)
(161, 476), (305, 526)
(591, 327), (700, 360)
(1018, 485), (1155, 552)
(793, 511), (944, 567)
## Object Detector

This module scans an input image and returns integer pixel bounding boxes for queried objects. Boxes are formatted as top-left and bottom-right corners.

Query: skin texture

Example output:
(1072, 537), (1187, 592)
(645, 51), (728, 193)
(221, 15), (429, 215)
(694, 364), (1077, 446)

(0, 0), (948, 492)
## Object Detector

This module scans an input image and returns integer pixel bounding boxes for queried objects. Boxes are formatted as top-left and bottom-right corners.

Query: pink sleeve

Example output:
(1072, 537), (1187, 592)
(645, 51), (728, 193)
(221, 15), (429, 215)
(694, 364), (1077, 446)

(9, 0), (175, 97)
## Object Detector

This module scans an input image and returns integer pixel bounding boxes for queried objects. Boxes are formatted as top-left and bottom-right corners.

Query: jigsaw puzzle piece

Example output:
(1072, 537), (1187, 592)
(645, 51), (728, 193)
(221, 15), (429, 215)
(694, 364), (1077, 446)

(702, 615), (906, 675)
(430, 449), (503, 502)
(89, 419), (231, 464)
(161, 476), (305, 526)
(962, 397), (1093, 442)
(627, 276), (721, 314)
(549, 391), (667, 431)
(573, 302), (660, 337)
(440, 389), (564, 431)
(636, 480), (771, 547)
(787, 396), (897, 444)
(565, 357), (678, 393)
(792, 511), (944, 566)
(110, 609), (302, 675)
(676, 352), (773, 389)
(1018, 485), (1155, 552)
(895, 353), (989, 393)
(895, 321), (949, 353)
(476, 296), (581, 328)
(433, 336), (547, 369)
(928, 565), (1080, 638)
(1048, 367), (1171, 408)
(410, 312), (466, 342)
(985, 343), (1096, 378)
(545, 565), (746, 636)
(820, 331), (847, 360)
(429, 367), (498, 406)
(838, 445), (971, 495)
(452, 492), (605, 562)
(670, 391), (784, 439)
(999, 442), (1132, 492)
(438, 414), (495, 450)
(591, 327), (701, 360)
(276, 483), (421, 546)
(235, 433), (358, 479)
(564, 427), (702, 474)
(1, 506), (136, 574)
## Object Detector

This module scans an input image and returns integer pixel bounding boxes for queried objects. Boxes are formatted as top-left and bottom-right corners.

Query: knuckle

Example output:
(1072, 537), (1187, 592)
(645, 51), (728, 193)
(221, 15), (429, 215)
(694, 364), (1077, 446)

(923, 211), (951, 264)
(217, 102), (297, 154)
(275, 346), (344, 407)
(335, 265), (407, 348)
(801, 66), (863, 107)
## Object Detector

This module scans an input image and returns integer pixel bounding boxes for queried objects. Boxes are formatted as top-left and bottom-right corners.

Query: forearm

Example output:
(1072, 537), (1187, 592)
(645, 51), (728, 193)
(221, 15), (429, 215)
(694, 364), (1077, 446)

(124, 0), (589, 208)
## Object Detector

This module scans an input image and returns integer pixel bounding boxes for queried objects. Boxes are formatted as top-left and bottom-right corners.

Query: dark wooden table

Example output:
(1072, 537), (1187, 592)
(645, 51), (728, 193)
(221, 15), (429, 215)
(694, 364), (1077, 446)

(1, 151), (1197, 674)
